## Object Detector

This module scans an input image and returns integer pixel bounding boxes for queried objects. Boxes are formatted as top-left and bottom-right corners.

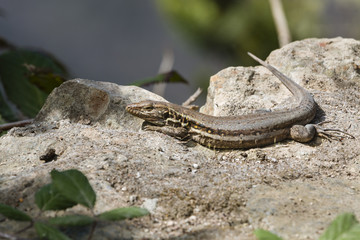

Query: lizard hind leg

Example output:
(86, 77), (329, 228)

(290, 123), (355, 143)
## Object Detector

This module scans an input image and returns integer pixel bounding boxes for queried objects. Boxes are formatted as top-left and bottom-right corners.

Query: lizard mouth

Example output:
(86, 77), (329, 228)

(126, 106), (165, 126)
(142, 118), (165, 126)
(125, 105), (147, 118)
(125, 106), (140, 115)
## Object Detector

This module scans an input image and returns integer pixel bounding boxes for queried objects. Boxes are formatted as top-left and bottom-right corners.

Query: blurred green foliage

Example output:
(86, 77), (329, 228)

(132, 70), (188, 87)
(155, 0), (323, 64)
(0, 46), (68, 123)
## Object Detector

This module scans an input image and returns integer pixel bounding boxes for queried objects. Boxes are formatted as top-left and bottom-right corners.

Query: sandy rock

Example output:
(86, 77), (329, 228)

(1, 37), (360, 239)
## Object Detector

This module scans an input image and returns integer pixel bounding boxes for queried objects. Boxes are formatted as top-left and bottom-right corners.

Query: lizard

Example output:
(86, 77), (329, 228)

(126, 52), (352, 149)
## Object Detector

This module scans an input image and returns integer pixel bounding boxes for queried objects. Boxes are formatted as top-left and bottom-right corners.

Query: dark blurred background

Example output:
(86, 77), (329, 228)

(1, 0), (360, 104)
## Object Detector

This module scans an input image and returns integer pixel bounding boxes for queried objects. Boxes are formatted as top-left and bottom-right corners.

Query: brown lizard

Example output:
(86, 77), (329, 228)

(126, 53), (352, 149)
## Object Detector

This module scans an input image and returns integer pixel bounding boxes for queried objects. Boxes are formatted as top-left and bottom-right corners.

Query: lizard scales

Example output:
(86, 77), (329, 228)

(126, 53), (318, 149)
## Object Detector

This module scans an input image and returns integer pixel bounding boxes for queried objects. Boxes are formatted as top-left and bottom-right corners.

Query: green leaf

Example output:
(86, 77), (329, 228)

(48, 215), (94, 227)
(0, 37), (16, 50)
(132, 70), (188, 87)
(0, 49), (67, 118)
(24, 63), (66, 94)
(0, 90), (17, 122)
(254, 229), (283, 240)
(0, 113), (6, 124)
(98, 207), (149, 221)
(319, 213), (359, 240)
(0, 203), (32, 221)
(337, 224), (360, 240)
(35, 184), (77, 211)
(51, 169), (96, 209)
(34, 222), (71, 240)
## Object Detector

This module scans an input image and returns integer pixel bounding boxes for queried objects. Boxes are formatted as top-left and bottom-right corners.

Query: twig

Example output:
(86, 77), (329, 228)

(153, 48), (174, 97)
(268, 0), (291, 47)
(0, 119), (33, 132)
(182, 88), (203, 107)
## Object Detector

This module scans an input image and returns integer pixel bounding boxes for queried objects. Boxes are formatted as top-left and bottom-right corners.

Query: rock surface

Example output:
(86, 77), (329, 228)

(1, 37), (360, 239)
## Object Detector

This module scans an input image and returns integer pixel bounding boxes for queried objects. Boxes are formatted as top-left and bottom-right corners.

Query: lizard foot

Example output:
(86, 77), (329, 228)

(142, 122), (190, 140)
(290, 122), (355, 143)
(314, 125), (355, 141)
(312, 121), (355, 142)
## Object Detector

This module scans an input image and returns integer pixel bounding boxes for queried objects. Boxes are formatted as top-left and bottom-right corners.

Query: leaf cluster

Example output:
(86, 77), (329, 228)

(0, 169), (149, 240)
(0, 37), (68, 125)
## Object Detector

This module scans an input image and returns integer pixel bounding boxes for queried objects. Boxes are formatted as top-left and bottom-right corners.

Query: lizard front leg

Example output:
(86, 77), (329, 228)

(142, 122), (189, 140)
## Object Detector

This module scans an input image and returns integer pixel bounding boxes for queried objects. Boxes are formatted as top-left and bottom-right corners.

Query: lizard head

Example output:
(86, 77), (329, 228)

(126, 101), (170, 126)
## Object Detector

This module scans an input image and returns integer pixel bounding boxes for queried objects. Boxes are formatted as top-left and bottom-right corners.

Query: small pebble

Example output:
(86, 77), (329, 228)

(166, 220), (175, 227)
(129, 195), (138, 203)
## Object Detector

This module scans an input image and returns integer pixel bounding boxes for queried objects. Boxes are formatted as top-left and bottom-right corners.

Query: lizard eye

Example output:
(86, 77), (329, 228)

(142, 104), (153, 110)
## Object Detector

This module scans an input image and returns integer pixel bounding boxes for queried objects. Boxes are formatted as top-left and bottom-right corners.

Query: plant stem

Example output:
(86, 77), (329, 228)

(87, 221), (97, 240)
(16, 222), (33, 234)
(268, 0), (291, 46)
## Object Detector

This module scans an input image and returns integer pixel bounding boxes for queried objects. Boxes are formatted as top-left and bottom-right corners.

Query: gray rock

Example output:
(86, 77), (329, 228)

(35, 78), (166, 131)
(202, 37), (360, 117)
(1, 37), (360, 240)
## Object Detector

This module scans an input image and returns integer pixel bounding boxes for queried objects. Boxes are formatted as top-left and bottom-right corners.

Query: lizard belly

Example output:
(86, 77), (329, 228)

(190, 128), (290, 149)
